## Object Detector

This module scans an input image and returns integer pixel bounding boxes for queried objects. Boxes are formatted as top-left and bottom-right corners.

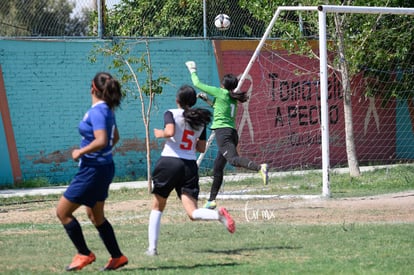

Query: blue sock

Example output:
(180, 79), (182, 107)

(63, 218), (90, 255)
(96, 219), (122, 258)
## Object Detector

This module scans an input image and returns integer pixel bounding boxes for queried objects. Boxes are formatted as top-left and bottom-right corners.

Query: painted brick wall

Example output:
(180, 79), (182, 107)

(2, 38), (412, 185)
(0, 39), (219, 184)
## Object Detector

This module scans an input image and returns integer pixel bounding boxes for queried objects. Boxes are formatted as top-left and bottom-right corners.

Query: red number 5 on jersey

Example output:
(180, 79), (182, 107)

(180, 129), (195, 150)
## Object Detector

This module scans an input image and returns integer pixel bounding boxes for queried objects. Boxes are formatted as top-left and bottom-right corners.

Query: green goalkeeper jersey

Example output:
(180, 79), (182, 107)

(191, 72), (238, 129)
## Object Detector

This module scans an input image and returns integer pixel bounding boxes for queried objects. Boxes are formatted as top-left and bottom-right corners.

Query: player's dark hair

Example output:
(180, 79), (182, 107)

(222, 74), (248, 103)
(177, 85), (212, 130)
(92, 72), (122, 110)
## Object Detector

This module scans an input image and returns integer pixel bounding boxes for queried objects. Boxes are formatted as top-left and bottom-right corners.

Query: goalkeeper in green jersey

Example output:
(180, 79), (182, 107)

(186, 61), (268, 210)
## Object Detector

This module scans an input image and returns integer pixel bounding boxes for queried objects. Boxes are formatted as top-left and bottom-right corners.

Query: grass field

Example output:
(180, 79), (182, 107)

(0, 165), (414, 274)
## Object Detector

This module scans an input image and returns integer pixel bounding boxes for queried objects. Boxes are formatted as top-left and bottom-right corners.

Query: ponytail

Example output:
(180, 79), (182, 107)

(183, 108), (212, 130)
(229, 91), (249, 103)
(176, 85), (212, 130)
(102, 78), (122, 109)
(92, 72), (122, 110)
(222, 73), (249, 103)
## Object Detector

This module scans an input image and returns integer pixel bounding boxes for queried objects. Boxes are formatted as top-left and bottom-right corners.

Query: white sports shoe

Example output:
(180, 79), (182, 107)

(145, 249), (158, 256)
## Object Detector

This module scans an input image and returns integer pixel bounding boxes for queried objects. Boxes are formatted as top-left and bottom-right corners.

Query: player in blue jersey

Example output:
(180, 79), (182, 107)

(146, 85), (236, 256)
(56, 72), (128, 271)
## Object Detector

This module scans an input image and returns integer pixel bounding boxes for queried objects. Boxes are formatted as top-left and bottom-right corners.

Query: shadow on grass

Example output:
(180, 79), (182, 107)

(120, 262), (239, 272)
(196, 245), (302, 255)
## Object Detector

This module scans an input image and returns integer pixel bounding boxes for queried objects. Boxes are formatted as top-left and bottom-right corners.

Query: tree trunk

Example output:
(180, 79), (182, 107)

(335, 14), (361, 177)
(342, 78), (361, 177)
(145, 41), (153, 193)
(145, 121), (152, 193)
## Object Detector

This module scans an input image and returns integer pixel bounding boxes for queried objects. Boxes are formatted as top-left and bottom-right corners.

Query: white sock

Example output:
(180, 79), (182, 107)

(192, 208), (220, 220)
(148, 210), (162, 251)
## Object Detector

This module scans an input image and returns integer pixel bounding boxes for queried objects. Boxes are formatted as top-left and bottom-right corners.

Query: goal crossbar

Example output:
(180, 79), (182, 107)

(319, 5), (414, 14)
(235, 5), (414, 197)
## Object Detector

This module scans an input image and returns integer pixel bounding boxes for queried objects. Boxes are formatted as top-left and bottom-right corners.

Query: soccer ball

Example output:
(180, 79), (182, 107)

(214, 14), (231, 31)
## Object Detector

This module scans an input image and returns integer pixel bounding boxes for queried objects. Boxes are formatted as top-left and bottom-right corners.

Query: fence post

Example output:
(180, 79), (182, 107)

(97, 0), (105, 38)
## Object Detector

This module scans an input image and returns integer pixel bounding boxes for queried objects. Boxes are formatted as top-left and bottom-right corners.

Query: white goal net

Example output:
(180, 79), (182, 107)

(197, 5), (414, 198)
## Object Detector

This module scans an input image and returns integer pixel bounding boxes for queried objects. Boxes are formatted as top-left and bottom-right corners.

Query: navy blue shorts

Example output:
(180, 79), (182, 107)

(151, 156), (199, 199)
(63, 162), (115, 207)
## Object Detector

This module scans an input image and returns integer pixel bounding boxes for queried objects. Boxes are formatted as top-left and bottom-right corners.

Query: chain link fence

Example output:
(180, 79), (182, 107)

(0, 0), (269, 39)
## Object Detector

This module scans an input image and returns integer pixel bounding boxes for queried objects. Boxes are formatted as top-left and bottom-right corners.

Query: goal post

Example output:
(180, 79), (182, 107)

(198, 5), (414, 199)
(234, 5), (414, 198)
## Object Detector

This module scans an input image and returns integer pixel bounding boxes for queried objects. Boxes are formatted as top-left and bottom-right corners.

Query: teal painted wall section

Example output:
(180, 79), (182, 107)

(0, 39), (218, 184)
(396, 100), (414, 159)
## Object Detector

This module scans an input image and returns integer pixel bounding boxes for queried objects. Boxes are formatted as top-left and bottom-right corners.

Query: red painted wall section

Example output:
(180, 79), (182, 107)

(0, 65), (22, 183)
(212, 40), (396, 170)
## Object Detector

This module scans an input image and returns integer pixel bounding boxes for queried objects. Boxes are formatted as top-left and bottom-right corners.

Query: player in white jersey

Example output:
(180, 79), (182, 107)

(146, 85), (236, 256)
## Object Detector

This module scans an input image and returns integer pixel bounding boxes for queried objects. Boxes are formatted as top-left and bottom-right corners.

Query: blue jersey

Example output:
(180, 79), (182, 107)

(78, 101), (116, 165)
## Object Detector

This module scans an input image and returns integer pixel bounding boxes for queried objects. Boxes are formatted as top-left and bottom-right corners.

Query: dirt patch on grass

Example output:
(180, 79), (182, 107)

(1, 191), (413, 225)
(236, 191), (414, 224)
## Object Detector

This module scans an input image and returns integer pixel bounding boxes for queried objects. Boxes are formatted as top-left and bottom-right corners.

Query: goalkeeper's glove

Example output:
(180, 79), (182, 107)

(197, 93), (214, 106)
(185, 61), (197, 74)
(197, 93), (208, 101)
